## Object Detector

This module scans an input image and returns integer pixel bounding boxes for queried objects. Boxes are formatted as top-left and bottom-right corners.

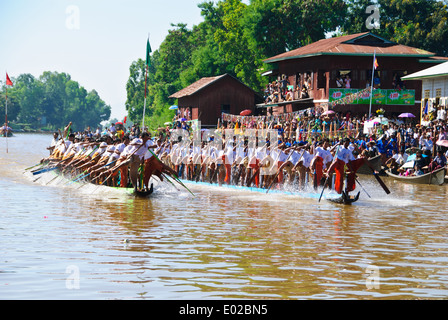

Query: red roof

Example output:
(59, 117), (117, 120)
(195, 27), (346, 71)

(264, 32), (435, 63)
(169, 75), (226, 99)
(169, 73), (259, 99)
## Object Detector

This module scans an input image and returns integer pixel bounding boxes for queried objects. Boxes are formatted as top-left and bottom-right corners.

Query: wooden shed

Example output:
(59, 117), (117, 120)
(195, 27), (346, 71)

(169, 73), (262, 127)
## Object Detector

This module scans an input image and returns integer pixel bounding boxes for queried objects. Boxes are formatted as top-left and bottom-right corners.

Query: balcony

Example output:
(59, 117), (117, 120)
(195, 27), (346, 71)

(329, 88), (416, 106)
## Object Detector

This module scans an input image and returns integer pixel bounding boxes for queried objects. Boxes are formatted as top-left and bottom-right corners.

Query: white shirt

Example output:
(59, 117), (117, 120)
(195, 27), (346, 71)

(143, 140), (156, 160)
(271, 148), (288, 163)
(336, 146), (355, 164)
(314, 147), (333, 167)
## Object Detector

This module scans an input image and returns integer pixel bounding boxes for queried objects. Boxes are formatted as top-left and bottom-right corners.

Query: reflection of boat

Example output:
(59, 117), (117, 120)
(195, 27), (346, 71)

(357, 154), (381, 174)
(385, 167), (445, 185)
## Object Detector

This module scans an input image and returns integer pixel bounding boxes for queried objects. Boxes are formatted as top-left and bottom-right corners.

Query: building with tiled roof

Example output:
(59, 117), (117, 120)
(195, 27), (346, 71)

(169, 73), (262, 126)
(261, 32), (447, 118)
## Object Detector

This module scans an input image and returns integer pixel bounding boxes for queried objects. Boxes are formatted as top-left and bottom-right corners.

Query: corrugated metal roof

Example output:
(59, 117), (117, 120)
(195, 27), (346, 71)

(402, 61), (448, 80)
(169, 74), (227, 99)
(264, 32), (434, 63)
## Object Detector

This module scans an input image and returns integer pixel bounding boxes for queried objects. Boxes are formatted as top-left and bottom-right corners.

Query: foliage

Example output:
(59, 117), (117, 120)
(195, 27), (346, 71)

(0, 71), (110, 131)
(125, 0), (448, 130)
(341, 0), (448, 56)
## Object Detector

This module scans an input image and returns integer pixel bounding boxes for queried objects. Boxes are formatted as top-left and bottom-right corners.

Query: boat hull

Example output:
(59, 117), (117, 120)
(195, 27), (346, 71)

(385, 167), (446, 185)
(180, 179), (359, 204)
(357, 154), (381, 174)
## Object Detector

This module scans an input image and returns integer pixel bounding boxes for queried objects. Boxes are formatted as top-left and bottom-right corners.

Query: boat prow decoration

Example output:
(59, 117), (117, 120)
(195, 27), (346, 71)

(327, 191), (360, 205)
(132, 183), (154, 198)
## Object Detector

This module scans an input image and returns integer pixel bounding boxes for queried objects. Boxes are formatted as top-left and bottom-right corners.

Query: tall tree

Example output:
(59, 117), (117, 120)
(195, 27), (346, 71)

(244, 0), (347, 58)
(342, 0), (448, 56)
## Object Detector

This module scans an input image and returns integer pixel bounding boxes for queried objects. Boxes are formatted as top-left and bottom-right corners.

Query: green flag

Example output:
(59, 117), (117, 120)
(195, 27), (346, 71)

(146, 37), (152, 67)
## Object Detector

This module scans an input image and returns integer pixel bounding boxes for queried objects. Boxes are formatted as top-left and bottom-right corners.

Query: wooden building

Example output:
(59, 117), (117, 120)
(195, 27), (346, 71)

(261, 32), (448, 118)
(402, 61), (448, 123)
(169, 73), (262, 127)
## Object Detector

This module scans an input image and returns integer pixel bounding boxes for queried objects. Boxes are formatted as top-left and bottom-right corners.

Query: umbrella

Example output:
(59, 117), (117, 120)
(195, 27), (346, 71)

(179, 118), (187, 122)
(164, 122), (171, 126)
(115, 122), (123, 125)
(240, 109), (252, 116)
(436, 139), (448, 148)
(322, 110), (335, 115)
(169, 105), (178, 110)
(398, 113), (415, 118)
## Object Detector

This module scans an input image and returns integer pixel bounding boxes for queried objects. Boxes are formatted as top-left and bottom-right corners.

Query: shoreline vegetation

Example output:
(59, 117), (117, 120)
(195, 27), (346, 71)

(2, 1), (448, 133)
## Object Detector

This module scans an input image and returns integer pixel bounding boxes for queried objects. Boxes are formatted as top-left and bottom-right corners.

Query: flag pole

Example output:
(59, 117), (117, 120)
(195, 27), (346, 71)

(142, 34), (151, 131)
(368, 50), (376, 119)
(5, 83), (8, 153)
(142, 64), (148, 130)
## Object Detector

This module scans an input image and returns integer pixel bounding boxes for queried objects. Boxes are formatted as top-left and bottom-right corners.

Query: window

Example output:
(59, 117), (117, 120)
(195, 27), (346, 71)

(317, 70), (326, 89)
(221, 104), (230, 114)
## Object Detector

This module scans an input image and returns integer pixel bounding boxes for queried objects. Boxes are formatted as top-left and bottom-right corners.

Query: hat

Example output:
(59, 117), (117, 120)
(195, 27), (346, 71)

(100, 142), (108, 148)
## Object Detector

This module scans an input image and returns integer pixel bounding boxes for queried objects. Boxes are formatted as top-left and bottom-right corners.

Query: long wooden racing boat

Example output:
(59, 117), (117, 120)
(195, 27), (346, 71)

(385, 167), (446, 185)
(180, 179), (360, 205)
(36, 168), (154, 198)
(357, 154), (381, 174)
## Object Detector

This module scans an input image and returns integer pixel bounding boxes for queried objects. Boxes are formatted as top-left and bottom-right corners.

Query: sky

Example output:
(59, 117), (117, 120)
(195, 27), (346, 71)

(0, 0), (218, 121)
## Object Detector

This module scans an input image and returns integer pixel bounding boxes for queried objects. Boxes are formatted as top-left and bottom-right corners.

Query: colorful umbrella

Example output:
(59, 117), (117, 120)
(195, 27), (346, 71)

(322, 110), (335, 115)
(398, 113), (415, 118)
(240, 109), (252, 116)
(436, 139), (448, 148)
(169, 105), (178, 110)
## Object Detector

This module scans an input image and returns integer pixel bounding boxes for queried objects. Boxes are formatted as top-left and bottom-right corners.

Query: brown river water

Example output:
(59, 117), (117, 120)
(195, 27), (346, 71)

(1, 133), (448, 300)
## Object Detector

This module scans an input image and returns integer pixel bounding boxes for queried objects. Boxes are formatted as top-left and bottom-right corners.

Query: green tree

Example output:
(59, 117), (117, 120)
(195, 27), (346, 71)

(244, 0), (347, 58)
(342, 0), (448, 56)
(0, 81), (21, 123)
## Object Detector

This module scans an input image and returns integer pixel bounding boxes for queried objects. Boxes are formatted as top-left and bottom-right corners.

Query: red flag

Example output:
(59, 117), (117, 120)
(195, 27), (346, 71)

(124, 116), (127, 124)
(6, 73), (13, 86)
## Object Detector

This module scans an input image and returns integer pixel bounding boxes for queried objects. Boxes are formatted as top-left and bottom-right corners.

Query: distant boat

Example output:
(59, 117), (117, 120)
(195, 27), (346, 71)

(0, 129), (13, 137)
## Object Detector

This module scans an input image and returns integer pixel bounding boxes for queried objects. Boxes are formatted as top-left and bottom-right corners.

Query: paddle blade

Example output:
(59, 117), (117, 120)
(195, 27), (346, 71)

(373, 172), (390, 194)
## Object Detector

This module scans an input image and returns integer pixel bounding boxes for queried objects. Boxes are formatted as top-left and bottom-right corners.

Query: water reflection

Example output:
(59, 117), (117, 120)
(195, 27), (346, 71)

(1, 134), (448, 299)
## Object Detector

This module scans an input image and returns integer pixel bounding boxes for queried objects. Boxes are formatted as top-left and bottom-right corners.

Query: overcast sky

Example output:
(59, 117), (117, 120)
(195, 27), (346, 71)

(0, 0), (216, 120)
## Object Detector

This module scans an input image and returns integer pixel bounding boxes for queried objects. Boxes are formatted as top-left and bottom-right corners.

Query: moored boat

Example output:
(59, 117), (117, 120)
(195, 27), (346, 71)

(0, 130), (13, 137)
(357, 154), (381, 174)
(385, 167), (446, 185)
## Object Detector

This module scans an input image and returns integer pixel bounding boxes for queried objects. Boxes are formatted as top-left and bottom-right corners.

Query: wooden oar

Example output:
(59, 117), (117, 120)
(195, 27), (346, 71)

(32, 153), (77, 175)
(97, 142), (149, 186)
(24, 162), (45, 172)
(246, 165), (260, 188)
(32, 166), (59, 175)
(147, 149), (195, 197)
(364, 158), (390, 194)
(355, 176), (371, 198)
(266, 147), (304, 193)
(264, 147), (284, 192)
(69, 158), (118, 184)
